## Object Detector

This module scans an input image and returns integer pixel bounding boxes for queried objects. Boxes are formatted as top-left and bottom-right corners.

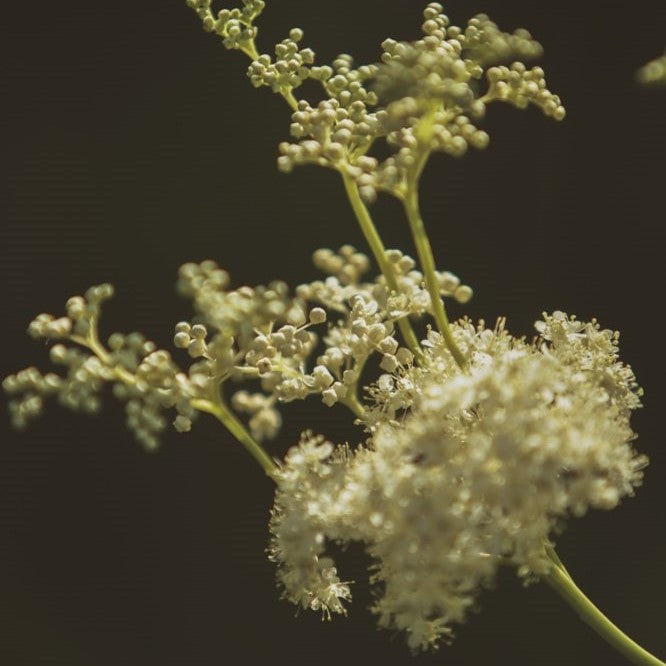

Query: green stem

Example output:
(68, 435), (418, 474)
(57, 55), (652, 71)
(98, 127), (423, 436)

(544, 542), (570, 575)
(282, 88), (299, 112)
(70, 329), (137, 388)
(545, 552), (664, 666)
(340, 171), (424, 362)
(191, 396), (277, 477)
(402, 186), (466, 369)
(341, 392), (365, 419)
(241, 42), (260, 61)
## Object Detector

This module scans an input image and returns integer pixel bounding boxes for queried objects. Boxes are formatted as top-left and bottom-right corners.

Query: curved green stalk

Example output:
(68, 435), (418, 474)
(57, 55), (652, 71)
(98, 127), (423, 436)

(545, 551), (665, 666)
(402, 185), (466, 369)
(341, 171), (424, 362)
(191, 396), (276, 476)
(545, 542), (570, 575)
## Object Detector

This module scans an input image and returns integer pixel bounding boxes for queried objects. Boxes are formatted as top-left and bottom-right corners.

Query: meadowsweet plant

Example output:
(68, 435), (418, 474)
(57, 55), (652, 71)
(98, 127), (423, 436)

(4, 2), (664, 663)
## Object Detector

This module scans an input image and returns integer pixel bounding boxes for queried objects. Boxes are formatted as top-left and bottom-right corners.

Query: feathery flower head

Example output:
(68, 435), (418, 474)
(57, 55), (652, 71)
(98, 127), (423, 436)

(269, 313), (646, 650)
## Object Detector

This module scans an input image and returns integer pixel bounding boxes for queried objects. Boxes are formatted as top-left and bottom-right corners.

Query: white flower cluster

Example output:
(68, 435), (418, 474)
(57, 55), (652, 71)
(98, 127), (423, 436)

(269, 313), (646, 650)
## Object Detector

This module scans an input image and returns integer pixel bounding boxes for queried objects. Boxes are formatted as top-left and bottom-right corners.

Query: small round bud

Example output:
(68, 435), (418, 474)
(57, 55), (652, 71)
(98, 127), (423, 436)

(439, 271), (460, 294)
(368, 323), (386, 343)
(289, 28), (303, 42)
(287, 307), (306, 327)
(380, 354), (399, 373)
(257, 358), (273, 374)
(191, 324), (207, 339)
(50, 345), (67, 363)
(396, 347), (414, 366)
(312, 365), (334, 389)
(108, 333), (125, 350)
(173, 415), (192, 433)
(379, 336), (399, 354)
(66, 296), (86, 319)
(454, 285), (473, 304)
(309, 308), (327, 325)
(188, 339), (207, 358)
(321, 388), (338, 407)
(174, 332), (190, 348)
(553, 105), (566, 121)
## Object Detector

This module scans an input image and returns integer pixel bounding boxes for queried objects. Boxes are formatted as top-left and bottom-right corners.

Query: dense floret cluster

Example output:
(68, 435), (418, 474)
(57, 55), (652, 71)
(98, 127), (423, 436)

(269, 313), (645, 650)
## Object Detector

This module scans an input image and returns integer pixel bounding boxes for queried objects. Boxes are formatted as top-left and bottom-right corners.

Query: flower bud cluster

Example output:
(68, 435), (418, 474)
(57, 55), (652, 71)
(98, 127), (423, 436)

(4, 241), (475, 448)
(270, 313), (646, 650)
(375, 249), (472, 317)
(312, 245), (370, 286)
(4, 367), (63, 429)
(5, 284), (116, 428)
(232, 390), (281, 441)
(114, 348), (197, 450)
(178, 260), (292, 341)
(174, 245), (464, 423)
(175, 257), (417, 434)
(176, 260), (332, 433)
(186, 0), (264, 51)
(248, 29), (314, 93)
(461, 13), (543, 66)
(310, 54), (379, 108)
(485, 63), (565, 120)
(315, 293), (404, 408)
(5, 286), (200, 450)
(241, 320), (319, 404)
(278, 98), (384, 174)
(358, 115), (489, 202)
(275, 3), (564, 204)
(375, 40), (474, 113)
(291, 247), (468, 409)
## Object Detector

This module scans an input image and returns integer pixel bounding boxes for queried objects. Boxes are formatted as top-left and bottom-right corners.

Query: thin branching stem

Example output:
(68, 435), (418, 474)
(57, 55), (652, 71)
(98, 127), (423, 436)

(341, 171), (425, 362)
(402, 184), (466, 369)
(192, 394), (277, 476)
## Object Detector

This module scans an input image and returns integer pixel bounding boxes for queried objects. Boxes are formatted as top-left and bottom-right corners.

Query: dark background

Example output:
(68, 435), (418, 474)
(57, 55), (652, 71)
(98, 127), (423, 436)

(1, 1), (664, 664)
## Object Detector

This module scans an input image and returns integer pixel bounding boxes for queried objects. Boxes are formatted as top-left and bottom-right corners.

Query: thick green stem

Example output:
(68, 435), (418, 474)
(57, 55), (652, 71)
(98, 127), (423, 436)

(545, 552), (664, 666)
(282, 88), (299, 111)
(402, 186), (466, 369)
(340, 171), (424, 362)
(191, 397), (277, 477)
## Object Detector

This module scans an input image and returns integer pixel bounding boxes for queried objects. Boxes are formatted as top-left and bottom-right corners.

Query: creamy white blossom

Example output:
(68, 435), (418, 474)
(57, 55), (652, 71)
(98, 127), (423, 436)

(269, 313), (646, 650)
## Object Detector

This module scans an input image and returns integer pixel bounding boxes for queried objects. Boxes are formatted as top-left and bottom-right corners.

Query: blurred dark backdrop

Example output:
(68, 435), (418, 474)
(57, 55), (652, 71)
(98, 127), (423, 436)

(1, 1), (664, 664)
